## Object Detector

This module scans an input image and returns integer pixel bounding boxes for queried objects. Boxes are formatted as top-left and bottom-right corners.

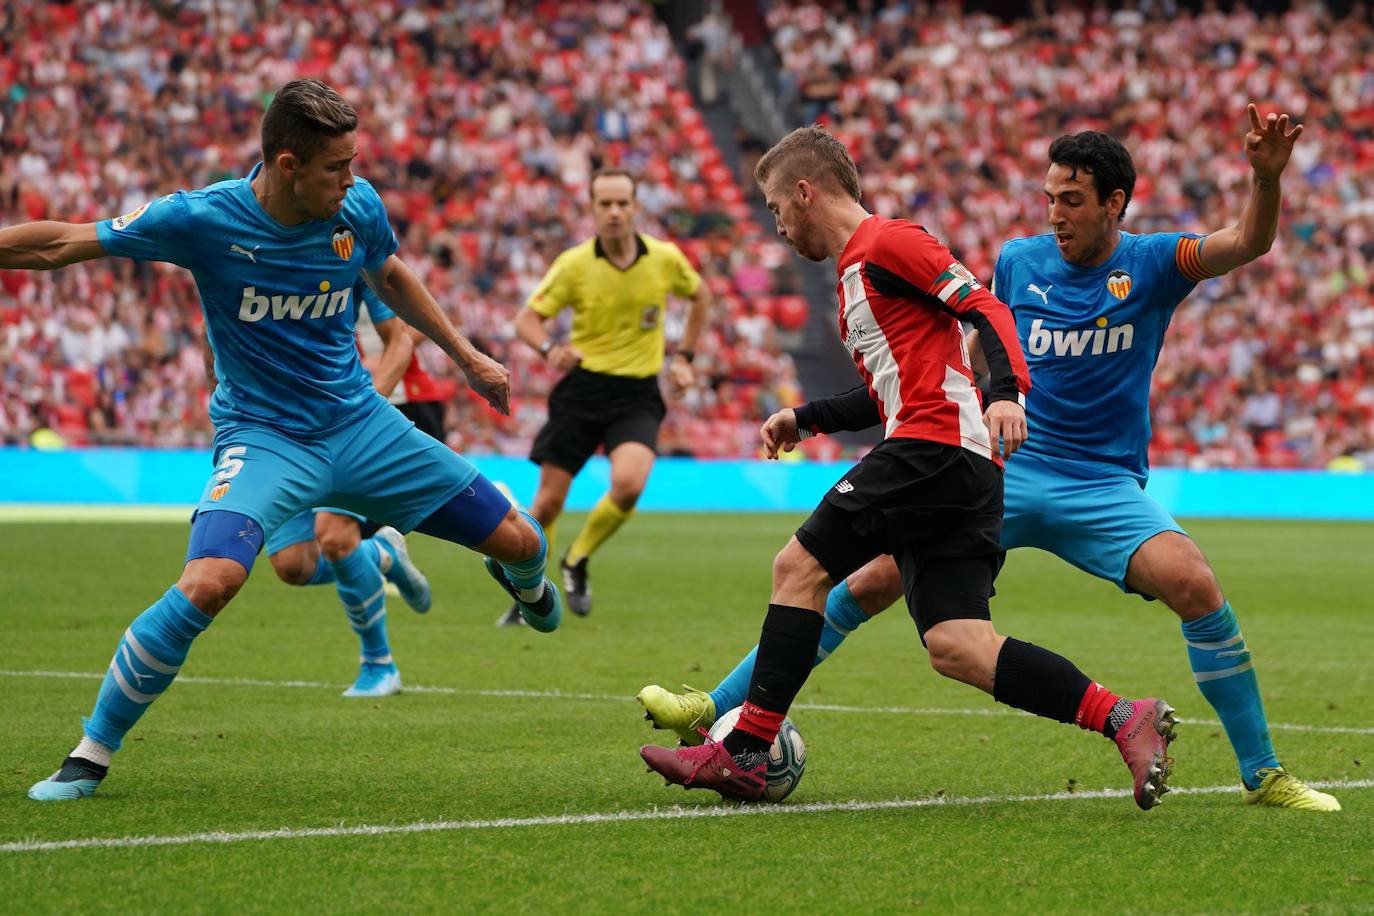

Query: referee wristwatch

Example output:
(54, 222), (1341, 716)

(538, 339), (554, 360)
(675, 349), (695, 364)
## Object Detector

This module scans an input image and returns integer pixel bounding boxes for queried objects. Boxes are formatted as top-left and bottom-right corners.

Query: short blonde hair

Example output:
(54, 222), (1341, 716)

(754, 126), (862, 202)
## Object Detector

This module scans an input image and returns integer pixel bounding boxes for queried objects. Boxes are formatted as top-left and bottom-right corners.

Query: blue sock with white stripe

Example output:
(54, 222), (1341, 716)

(332, 539), (390, 663)
(83, 587), (212, 752)
(499, 510), (548, 602)
(307, 554), (336, 585)
(709, 581), (870, 713)
(1181, 602), (1280, 788)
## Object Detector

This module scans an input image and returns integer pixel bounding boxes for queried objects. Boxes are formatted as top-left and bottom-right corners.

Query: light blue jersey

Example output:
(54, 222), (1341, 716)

(96, 163), (398, 436)
(993, 231), (1208, 481)
(359, 279), (396, 323)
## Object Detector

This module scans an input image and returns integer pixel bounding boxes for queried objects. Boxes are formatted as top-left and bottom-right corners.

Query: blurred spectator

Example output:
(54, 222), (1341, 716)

(768, 0), (1374, 468)
(0, 0), (804, 458)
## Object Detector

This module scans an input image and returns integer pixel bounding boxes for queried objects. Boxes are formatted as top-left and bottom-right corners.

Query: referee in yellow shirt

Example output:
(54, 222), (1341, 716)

(497, 168), (712, 625)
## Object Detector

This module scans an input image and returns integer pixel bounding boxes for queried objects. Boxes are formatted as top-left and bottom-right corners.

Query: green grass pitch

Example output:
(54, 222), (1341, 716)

(2, 514), (1372, 913)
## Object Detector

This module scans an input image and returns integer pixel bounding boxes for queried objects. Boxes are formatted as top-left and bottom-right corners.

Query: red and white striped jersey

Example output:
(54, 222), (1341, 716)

(355, 306), (446, 406)
(835, 215), (1030, 463)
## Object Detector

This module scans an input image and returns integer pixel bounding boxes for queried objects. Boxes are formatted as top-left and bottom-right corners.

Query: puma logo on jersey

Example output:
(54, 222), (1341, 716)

(238, 285), (352, 323)
(1027, 318), (1134, 357)
(1027, 283), (1052, 305)
(230, 244), (260, 263)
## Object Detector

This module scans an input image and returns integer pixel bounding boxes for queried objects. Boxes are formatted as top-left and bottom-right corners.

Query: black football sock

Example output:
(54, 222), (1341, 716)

(992, 637), (1093, 724)
(724, 604), (823, 757)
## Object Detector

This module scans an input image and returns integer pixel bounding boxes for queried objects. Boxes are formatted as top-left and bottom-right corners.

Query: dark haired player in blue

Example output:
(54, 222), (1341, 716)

(642, 105), (1339, 811)
(0, 80), (561, 801)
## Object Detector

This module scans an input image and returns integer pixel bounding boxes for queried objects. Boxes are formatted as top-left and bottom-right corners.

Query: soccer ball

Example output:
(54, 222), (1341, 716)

(708, 706), (806, 802)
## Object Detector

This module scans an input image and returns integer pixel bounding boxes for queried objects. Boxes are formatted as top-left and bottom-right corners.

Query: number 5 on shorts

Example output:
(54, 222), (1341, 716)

(209, 446), (247, 501)
(216, 446), (248, 480)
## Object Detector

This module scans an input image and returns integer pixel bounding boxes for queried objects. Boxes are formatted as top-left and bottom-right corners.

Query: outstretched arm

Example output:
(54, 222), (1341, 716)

(364, 254), (511, 414)
(0, 222), (106, 270)
(1197, 104), (1304, 276)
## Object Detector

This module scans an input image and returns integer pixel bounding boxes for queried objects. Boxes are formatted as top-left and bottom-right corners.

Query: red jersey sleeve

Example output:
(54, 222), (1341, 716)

(865, 221), (1030, 404)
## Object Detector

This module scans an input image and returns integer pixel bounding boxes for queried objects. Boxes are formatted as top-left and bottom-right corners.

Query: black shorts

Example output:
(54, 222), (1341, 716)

(397, 400), (445, 442)
(794, 438), (1005, 640)
(530, 367), (666, 475)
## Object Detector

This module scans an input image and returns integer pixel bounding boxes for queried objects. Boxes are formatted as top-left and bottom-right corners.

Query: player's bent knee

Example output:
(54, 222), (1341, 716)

(316, 524), (361, 563)
(850, 557), (904, 611)
(1165, 564), (1225, 619)
(771, 539), (832, 601)
(924, 627), (992, 686)
(268, 547), (315, 586)
(177, 557), (249, 616)
(476, 507), (543, 565)
(608, 485), (642, 512)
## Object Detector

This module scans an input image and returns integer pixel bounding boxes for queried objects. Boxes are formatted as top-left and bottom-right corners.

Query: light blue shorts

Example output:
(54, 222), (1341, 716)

(263, 508), (367, 556)
(196, 395), (477, 547)
(1002, 448), (1184, 595)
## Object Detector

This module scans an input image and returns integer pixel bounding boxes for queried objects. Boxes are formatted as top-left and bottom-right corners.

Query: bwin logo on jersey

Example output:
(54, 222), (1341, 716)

(238, 283), (352, 323)
(1027, 317), (1134, 357)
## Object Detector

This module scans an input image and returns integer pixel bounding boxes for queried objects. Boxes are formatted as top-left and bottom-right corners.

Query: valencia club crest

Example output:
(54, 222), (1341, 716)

(331, 226), (355, 260)
(1106, 269), (1132, 300)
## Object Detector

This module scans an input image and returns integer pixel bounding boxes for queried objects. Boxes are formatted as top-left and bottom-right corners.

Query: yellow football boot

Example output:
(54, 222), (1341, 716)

(637, 685), (716, 745)
(1243, 767), (1342, 811)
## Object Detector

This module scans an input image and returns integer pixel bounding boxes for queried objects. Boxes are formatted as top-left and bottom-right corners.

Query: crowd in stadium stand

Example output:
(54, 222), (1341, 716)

(3, 2), (1373, 469)
(768, 1), (1374, 469)
(0, 1), (807, 458)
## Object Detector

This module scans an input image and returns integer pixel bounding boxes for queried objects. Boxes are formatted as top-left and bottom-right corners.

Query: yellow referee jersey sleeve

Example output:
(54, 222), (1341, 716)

(525, 235), (702, 378)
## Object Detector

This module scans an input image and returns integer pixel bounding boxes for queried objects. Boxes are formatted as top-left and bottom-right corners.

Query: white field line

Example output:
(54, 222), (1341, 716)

(0, 505), (194, 523)
(4, 779), (1373, 855)
(2, 669), (1372, 737)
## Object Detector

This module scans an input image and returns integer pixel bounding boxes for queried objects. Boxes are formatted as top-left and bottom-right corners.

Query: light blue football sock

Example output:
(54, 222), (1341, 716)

(1181, 602), (1280, 788)
(500, 510), (548, 600)
(307, 554), (336, 586)
(332, 539), (390, 663)
(709, 580), (871, 713)
(83, 586), (212, 751)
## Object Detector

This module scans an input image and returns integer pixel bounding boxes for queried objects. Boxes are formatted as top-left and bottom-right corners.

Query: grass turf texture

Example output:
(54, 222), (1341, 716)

(2, 515), (1372, 914)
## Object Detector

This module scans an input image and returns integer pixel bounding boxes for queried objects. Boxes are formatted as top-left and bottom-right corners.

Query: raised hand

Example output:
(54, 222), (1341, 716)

(1245, 103), (1304, 181)
(759, 408), (801, 460)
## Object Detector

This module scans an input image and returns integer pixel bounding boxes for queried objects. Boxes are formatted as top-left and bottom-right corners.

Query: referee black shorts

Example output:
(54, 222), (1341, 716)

(794, 437), (1006, 642)
(530, 367), (666, 475)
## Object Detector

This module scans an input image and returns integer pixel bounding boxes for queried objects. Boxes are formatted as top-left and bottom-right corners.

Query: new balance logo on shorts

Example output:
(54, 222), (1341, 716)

(835, 480), (855, 494)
